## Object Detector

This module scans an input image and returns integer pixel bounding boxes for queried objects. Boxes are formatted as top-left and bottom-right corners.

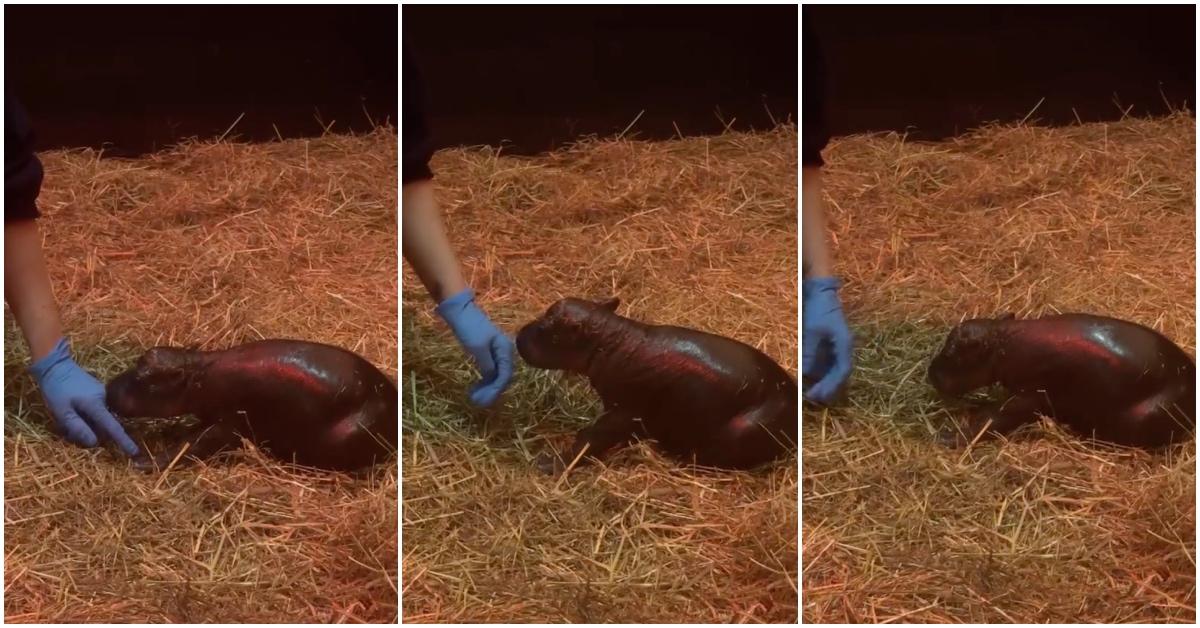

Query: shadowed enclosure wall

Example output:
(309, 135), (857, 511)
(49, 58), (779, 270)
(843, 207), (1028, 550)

(806, 4), (1195, 140)
(404, 4), (798, 155)
(5, 4), (397, 156)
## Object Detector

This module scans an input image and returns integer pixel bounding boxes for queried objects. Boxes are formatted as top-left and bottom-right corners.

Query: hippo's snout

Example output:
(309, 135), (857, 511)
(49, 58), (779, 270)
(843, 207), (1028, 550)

(105, 371), (139, 416)
(515, 323), (544, 366)
(927, 356), (962, 396)
(928, 365), (953, 396)
(103, 363), (191, 419)
(515, 325), (531, 356)
(515, 315), (588, 372)
(927, 353), (988, 397)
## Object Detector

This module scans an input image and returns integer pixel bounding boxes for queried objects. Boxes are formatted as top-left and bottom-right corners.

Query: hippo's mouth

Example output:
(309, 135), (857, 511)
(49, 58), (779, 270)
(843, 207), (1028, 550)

(515, 331), (543, 366)
(104, 380), (189, 421)
(927, 366), (965, 397)
(104, 381), (139, 417)
(929, 367), (991, 399)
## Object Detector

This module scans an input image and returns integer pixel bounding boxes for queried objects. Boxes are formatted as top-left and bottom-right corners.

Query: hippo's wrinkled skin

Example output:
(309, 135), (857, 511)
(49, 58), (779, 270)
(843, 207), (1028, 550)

(516, 297), (798, 474)
(107, 339), (397, 472)
(928, 313), (1195, 449)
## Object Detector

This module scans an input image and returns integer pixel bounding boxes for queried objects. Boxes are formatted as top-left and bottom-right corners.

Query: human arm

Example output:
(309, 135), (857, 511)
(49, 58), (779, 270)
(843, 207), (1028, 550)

(402, 180), (468, 303)
(5, 219), (63, 361)
(5, 219), (140, 456)
(402, 181), (514, 407)
(401, 45), (514, 407)
(801, 167), (852, 404)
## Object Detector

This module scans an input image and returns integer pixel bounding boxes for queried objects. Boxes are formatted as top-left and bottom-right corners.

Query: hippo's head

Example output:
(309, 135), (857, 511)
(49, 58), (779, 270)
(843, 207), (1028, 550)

(516, 296), (620, 372)
(106, 347), (199, 418)
(927, 314), (1013, 396)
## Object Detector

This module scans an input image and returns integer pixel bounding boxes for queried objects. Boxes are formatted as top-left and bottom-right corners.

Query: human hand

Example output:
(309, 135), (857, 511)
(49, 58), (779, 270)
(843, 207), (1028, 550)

(29, 337), (141, 457)
(802, 277), (853, 404)
(435, 288), (515, 407)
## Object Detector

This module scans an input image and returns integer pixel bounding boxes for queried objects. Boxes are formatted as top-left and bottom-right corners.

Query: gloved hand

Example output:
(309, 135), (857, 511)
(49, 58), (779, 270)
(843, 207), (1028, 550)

(802, 277), (853, 404)
(436, 288), (515, 407)
(29, 337), (141, 457)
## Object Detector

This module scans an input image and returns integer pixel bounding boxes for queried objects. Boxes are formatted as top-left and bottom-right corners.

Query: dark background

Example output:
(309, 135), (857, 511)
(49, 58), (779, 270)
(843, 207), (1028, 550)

(404, 5), (799, 156)
(6, 5), (397, 157)
(807, 5), (1196, 141)
(11, 5), (1190, 158)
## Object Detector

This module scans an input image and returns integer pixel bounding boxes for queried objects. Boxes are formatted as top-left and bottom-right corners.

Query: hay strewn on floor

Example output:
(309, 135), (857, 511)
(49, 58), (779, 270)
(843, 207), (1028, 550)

(4, 129), (398, 622)
(803, 112), (1196, 623)
(401, 127), (799, 622)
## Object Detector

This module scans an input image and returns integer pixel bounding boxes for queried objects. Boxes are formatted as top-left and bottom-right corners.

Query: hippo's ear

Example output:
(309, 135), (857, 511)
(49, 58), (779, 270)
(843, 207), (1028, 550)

(997, 312), (1016, 320)
(597, 296), (620, 312)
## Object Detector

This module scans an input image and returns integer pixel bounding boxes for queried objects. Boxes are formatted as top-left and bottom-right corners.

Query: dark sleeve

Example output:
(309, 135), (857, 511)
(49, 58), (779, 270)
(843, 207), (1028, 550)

(402, 45), (435, 185)
(5, 91), (44, 222)
(802, 21), (830, 168)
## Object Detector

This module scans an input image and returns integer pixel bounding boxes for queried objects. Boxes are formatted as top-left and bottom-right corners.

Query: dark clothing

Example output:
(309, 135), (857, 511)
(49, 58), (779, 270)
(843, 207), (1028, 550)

(802, 21), (830, 168)
(6, 91), (43, 222)
(403, 45), (435, 185)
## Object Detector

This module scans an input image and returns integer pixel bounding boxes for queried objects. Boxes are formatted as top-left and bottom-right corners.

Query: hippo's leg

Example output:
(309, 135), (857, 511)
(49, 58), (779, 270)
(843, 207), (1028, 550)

(941, 392), (1045, 447)
(1108, 389), (1195, 448)
(132, 421), (240, 472)
(536, 410), (638, 475)
(702, 395), (797, 469)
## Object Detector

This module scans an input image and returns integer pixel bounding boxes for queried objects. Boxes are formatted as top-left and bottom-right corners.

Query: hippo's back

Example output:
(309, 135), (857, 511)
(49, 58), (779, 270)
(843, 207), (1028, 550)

(1026, 314), (1194, 367)
(218, 338), (390, 382)
(1000, 314), (1195, 412)
(649, 324), (797, 385)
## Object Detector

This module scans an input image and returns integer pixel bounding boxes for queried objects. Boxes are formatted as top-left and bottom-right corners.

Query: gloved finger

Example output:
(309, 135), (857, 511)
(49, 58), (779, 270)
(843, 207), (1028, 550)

(469, 372), (508, 407)
(78, 397), (141, 457)
(55, 408), (100, 448)
(805, 376), (839, 405)
(469, 382), (502, 408)
(801, 330), (827, 377)
(806, 342), (853, 404)
(472, 345), (497, 381)
(489, 335), (515, 393)
(469, 346), (514, 407)
(832, 324), (854, 362)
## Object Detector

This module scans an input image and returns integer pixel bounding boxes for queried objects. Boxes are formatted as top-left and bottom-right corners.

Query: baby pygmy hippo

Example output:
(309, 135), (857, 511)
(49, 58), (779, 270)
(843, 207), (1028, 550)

(515, 296), (798, 474)
(106, 339), (398, 472)
(928, 313), (1195, 449)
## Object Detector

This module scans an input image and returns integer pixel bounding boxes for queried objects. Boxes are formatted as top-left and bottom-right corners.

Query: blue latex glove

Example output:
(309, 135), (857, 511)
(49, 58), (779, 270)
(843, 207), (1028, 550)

(802, 277), (853, 404)
(29, 337), (141, 457)
(435, 288), (515, 407)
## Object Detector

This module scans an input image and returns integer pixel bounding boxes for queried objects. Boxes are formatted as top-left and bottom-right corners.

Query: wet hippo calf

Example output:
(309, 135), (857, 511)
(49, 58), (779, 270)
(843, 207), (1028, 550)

(928, 313), (1195, 449)
(515, 297), (798, 474)
(107, 339), (398, 472)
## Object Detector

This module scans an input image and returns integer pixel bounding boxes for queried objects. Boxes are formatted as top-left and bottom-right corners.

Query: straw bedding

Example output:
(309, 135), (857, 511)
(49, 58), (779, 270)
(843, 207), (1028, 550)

(3, 129), (398, 622)
(804, 112), (1196, 623)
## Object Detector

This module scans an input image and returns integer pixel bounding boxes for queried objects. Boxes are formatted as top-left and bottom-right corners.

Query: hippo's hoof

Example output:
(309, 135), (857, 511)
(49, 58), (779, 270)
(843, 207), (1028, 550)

(131, 454), (160, 473)
(937, 428), (969, 448)
(535, 451), (565, 476)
